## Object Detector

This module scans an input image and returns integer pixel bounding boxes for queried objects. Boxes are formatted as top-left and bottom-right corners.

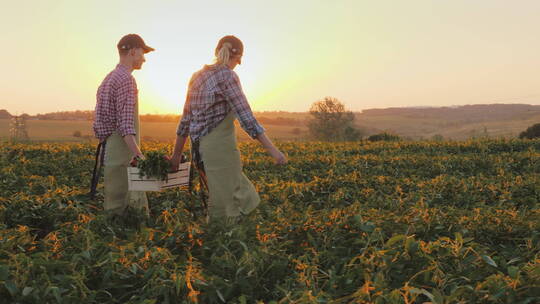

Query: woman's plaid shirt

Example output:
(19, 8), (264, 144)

(177, 64), (264, 142)
(93, 64), (138, 142)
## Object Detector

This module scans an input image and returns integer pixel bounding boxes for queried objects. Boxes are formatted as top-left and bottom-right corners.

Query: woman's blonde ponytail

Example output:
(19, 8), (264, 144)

(215, 42), (233, 65)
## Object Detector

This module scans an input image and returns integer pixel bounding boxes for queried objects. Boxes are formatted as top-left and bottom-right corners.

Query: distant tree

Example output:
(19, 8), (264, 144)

(307, 97), (362, 141)
(73, 130), (82, 138)
(519, 123), (540, 139)
(367, 132), (401, 142)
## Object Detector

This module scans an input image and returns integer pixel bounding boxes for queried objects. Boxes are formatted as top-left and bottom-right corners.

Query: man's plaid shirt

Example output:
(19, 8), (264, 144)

(177, 64), (264, 142)
(93, 64), (137, 142)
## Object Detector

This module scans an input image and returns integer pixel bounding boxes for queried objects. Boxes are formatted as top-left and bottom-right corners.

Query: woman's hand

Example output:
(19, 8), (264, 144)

(169, 154), (182, 171)
(270, 148), (287, 165)
(169, 135), (188, 171)
(255, 132), (288, 165)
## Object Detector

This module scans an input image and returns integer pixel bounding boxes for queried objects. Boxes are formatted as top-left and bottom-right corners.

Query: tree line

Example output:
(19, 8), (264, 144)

(0, 109), (304, 125)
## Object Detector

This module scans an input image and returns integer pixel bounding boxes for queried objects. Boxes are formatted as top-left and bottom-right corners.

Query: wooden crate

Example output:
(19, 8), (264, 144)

(127, 162), (190, 192)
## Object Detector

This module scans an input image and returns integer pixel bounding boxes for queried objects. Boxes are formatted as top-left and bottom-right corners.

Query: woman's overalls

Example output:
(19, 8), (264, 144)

(194, 111), (260, 222)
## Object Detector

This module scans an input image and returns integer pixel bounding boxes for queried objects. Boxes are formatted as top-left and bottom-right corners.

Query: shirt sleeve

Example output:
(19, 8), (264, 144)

(116, 76), (137, 137)
(176, 96), (191, 137)
(219, 70), (265, 139)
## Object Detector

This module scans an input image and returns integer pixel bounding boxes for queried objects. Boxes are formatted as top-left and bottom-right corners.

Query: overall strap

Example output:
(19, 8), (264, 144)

(190, 139), (209, 214)
(89, 141), (106, 200)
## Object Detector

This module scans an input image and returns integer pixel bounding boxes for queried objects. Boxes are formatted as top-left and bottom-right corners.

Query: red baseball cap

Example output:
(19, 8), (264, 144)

(117, 34), (155, 53)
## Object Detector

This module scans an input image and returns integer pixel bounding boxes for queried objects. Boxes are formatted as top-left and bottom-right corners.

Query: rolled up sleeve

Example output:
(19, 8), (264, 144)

(219, 70), (265, 139)
(116, 77), (137, 137)
(176, 98), (191, 136)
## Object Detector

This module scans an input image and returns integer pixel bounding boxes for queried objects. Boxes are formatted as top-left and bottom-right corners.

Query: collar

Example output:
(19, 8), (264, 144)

(204, 63), (230, 71)
(116, 64), (132, 74)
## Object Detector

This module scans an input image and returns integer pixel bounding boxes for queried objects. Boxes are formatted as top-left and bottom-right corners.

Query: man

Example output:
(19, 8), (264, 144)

(92, 34), (154, 215)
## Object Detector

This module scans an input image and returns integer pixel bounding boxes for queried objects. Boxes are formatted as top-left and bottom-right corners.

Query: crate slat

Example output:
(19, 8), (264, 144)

(127, 162), (191, 192)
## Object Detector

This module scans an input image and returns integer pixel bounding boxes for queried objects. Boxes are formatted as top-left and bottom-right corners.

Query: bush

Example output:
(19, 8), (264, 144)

(367, 132), (401, 142)
(519, 123), (540, 139)
(72, 130), (82, 137)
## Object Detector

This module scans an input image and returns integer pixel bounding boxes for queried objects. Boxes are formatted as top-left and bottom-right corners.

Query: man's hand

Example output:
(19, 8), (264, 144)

(123, 134), (144, 166)
(129, 153), (145, 167)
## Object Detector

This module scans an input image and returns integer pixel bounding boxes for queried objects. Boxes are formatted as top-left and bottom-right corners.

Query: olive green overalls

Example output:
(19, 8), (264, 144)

(103, 102), (148, 215)
(197, 111), (260, 222)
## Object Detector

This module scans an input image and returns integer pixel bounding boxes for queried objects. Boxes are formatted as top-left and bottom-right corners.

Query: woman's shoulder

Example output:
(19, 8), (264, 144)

(189, 65), (240, 92)
(202, 64), (236, 77)
(213, 65), (239, 83)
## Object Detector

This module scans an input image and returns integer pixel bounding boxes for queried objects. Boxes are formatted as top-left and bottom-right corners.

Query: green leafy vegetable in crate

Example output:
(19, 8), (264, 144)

(135, 151), (172, 181)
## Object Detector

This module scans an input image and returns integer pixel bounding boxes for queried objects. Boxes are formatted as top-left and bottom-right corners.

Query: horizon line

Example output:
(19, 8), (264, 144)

(3, 102), (540, 116)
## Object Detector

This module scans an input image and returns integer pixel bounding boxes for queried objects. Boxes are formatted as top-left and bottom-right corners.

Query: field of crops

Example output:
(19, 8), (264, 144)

(1, 139), (539, 303)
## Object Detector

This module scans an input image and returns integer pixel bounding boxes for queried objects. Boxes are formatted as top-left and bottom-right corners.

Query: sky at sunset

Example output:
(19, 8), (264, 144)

(2, 0), (540, 115)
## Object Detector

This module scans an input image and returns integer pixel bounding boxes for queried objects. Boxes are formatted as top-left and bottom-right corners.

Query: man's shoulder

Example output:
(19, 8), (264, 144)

(98, 71), (135, 96)
(102, 68), (134, 88)
(112, 67), (135, 82)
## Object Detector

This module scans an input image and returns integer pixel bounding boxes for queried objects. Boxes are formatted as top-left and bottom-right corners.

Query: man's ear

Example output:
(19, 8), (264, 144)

(128, 48), (136, 57)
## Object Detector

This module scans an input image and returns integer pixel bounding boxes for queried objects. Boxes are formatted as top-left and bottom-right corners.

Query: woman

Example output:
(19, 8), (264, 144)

(170, 35), (287, 222)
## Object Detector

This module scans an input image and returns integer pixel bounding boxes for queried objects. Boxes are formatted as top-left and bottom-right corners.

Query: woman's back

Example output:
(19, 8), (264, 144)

(178, 63), (264, 142)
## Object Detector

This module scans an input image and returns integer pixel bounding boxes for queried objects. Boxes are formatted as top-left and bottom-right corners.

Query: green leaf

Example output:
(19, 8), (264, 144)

(4, 281), (18, 296)
(81, 250), (91, 260)
(233, 240), (249, 253)
(360, 222), (375, 232)
(239, 295), (247, 304)
(131, 263), (138, 274)
(409, 288), (435, 302)
(385, 234), (406, 247)
(463, 237), (474, 244)
(482, 255), (498, 268)
(51, 287), (62, 303)
(22, 286), (33, 296)
(216, 289), (226, 303)
(0, 265), (9, 281)
(409, 288), (443, 304)
(405, 237), (418, 254)
(432, 289), (444, 304)
(455, 232), (463, 243)
(143, 267), (155, 281)
(508, 266), (519, 279)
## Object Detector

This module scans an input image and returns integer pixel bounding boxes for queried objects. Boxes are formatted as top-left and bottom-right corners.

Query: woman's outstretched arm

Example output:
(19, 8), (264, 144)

(256, 132), (287, 165)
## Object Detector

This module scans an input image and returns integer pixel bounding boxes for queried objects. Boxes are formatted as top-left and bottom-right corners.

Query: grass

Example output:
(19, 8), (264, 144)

(2, 112), (539, 143)
(357, 114), (540, 140)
